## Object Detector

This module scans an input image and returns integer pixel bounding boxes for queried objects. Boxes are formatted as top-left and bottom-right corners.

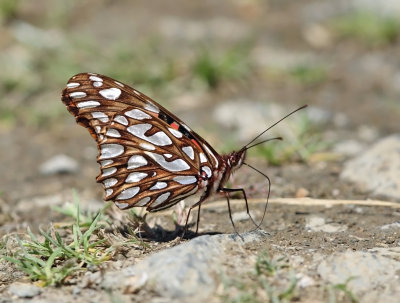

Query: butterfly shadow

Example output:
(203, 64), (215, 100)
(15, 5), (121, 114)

(132, 223), (223, 243)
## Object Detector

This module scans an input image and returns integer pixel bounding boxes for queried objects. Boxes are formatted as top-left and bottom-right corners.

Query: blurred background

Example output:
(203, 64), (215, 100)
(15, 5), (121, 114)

(1, 0), (400, 229)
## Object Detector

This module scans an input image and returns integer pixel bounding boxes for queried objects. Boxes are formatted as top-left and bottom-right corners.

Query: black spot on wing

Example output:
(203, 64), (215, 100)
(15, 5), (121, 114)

(158, 112), (174, 125)
(158, 111), (195, 140)
(178, 125), (194, 140)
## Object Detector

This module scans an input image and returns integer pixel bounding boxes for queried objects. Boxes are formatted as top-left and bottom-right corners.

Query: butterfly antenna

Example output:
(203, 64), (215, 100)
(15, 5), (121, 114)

(244, 137), (283, 151)
(244, 105), (308, 149)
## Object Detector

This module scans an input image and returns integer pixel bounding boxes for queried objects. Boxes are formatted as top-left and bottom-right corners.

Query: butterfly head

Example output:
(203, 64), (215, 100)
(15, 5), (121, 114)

(227, 149), (247, 172)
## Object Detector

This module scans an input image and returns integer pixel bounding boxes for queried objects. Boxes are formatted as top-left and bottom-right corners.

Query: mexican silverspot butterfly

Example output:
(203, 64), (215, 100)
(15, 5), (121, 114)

(62, 73), (306, 235)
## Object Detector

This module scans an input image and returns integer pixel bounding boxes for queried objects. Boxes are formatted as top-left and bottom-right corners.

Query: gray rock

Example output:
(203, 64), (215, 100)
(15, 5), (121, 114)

(305, 106), (333, 125)
(231, 211), (256, 223)
(213, 101), (310, 142)
(39, 154), (79, 175)
(158, 17), (249, 42)
(102, 230), (268, 301)
(357, 125), (379, 142)
(317, 247), (400, 303)
(296, 273), (315, 288)
(340, 135), (400, 201)
(305, 216), (348, 233)
(213, 100), (274, 141)
(9, 282), (42, 298)
(381, 222), (400, 230)
(350, 0), (400, 18)
(303, 0), (400, 23)
(333, 139), (365, 157)
(11, 21), (64, 49)
(252, 46), (316, 71)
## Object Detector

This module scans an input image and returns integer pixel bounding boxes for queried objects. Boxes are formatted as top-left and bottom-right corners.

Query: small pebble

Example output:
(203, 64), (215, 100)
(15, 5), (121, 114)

(231, 211), (256, 223)
(9, 282), (42, 298)
(381, 222), (400, 230)
(123, 272), (148, 294)
(296, 187), (310, 198)
(39, 154), (79, 175)
(331, 189), (340, 197)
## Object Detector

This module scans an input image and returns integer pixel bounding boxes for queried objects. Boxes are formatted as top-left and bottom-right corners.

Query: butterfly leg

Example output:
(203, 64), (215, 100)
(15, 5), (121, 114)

(221, 188), (260, 229)
(181, 196), (207, 239)
(195, 204), (201, 235)
(222, 190), (243, 240)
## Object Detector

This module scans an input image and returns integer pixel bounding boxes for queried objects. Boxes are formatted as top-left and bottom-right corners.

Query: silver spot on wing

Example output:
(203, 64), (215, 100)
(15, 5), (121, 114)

(102, 167), (117, 177)
(126, 172), (148, 183)
(199, 153), (207, 163)
(173, 175), (197, 185)
(105, 128), (121, 138)
(77, 101), (100, 108)
(67, 82), (80, 88)
(150, 182), (167, 190)
(89, 75), (103, 82)
(127, 155), (148, 169)
(135, 196), (151, 206)
(114, 115), (128, 126)
(115, 201), (129, 209)
(99, 144), (124, 159)
(116, 187), (140, 200)
(168, 128), (182, 138)
(91, 112), (109, 123)
(99, 87), (121, 100)
(70, 92), (86, 98)
(103, 178), (118, 188)
(125, 109), (151, 120)
(182, 146), (195, 160)
(144, 152), (190, 172)
(127, 123), (172, 146)
(151, 192), (171, 207)
(144, 103), (159, 113)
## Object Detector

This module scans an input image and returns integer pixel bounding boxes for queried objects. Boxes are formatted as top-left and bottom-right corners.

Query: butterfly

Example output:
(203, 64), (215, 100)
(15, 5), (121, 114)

(62, 73), (306, 234)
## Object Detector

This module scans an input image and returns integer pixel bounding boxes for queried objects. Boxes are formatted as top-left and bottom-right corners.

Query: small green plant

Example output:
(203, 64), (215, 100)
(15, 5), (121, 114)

(255, 252), (288, 276)
(222, 251), (298, 303)
(2, 202), (114, 286)
(0, 237), (7, 256)
(3, 238), (81, 286)
(192, 44), (252, 89)
(290, 64), (327, 85)
(0, 107), (17, 129)
(52, 192), (111, 227)
(331, 11), (400, 46)
(327, 277), (358, 303)
(261, 270), (298, 303)
(252, 112), (329, 165)
(102, 39), (179, 94)
(0, 0), (20, 22)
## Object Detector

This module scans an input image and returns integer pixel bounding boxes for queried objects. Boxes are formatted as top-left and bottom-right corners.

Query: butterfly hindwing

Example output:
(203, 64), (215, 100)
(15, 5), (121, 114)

(62, 73), (219, 211)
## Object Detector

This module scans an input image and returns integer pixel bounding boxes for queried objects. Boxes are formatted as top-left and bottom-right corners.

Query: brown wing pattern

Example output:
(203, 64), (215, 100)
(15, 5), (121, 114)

(61, 73), (219, 211)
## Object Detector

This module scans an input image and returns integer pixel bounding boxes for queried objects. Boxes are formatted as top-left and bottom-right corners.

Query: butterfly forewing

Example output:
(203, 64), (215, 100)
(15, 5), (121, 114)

(62, 73), (220, 211)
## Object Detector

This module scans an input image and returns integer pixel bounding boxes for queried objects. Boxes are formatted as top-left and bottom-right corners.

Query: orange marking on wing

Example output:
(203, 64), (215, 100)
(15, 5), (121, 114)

(171, 122), (179, 130)
(191, 139), (201, 149)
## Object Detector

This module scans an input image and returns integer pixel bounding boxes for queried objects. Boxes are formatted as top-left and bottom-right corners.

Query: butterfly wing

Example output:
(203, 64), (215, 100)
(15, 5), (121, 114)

(62, 73), (220, 211)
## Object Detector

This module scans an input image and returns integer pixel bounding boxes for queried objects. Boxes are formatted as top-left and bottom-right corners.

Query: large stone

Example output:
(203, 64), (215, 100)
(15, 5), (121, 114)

(317, 247), (400, 303)
(102, 230), (268, 301)
(340, 135), (400, 201)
